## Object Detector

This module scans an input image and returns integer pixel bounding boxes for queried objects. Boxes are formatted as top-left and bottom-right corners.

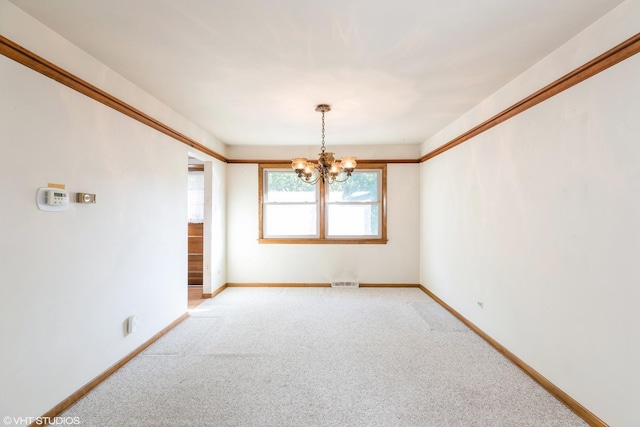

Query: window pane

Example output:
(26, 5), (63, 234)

(188, 171), (204, 223)
(328, 171), (379, 202)
(266, 171), (316, 202)
(327, 204), (379, 236)
(264, 204), (317, 236)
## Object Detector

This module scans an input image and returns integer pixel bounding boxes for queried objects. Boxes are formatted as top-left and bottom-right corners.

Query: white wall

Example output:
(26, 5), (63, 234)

(227, 163), (420, 284)
(0, 1), (226, 418)
(227, 143), (421, 161)
(201, 158), (227, 294)
(419, 1), (640, 425)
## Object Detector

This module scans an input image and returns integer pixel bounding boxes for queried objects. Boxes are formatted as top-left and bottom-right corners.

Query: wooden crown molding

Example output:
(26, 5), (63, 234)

(0, 35), (226, 163)
(2, 31), (639, 168)
(420, 32), (640, 162)
(227, 158), (419, 164)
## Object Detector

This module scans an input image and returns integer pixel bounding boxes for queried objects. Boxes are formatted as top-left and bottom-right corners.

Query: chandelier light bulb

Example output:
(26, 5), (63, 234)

(291, 158), (308, 170)
(329, 162), (341, 175)
(341, 156), (357, 171)
(303, 163), (316, 175)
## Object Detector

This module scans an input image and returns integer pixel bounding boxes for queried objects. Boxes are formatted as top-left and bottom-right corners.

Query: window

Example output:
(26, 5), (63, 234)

(187, 169), (204, 223)
(259, 164), (387, 244)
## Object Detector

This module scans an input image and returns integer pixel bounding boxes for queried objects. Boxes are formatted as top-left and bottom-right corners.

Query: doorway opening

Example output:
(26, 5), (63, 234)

(187, 160), (205, 308)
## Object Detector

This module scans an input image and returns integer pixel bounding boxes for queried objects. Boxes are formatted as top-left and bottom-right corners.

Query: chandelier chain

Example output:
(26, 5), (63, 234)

(320, 110), (326, 153)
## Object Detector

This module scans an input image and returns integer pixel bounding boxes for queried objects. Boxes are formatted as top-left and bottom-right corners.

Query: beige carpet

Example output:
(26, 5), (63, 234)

(62, 287), (586, 426)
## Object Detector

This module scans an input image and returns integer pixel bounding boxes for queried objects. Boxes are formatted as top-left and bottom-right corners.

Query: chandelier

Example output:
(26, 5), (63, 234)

(291, 104), (357, 184)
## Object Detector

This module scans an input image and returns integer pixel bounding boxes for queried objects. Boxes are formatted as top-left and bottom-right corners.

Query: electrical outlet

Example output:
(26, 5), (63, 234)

(127, 315), (139, 334)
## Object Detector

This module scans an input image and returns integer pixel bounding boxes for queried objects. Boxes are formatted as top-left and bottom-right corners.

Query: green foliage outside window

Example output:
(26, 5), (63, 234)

(267, 171), (314, 192)
(267, 170), (378, 200)
(331, 171), (378, 201)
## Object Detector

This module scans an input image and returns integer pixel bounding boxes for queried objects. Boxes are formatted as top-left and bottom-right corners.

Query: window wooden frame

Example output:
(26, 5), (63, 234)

(258, 163), (387, 244)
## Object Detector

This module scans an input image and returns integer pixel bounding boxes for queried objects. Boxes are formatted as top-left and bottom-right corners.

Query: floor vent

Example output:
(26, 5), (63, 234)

(331, 281), (359, 288)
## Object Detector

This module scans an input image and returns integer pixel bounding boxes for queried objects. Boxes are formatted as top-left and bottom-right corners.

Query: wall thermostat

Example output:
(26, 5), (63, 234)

(36, 187), (69, 211)
(46, 189), (68, 205)
(77, 193), (96, 203)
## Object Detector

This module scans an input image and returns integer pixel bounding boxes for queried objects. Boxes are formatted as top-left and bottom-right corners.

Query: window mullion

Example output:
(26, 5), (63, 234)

(319, 180), (326, 239)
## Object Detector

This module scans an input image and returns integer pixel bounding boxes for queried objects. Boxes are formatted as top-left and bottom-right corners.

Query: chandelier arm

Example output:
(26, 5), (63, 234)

(298, 174), (321, 185)
(329, 173), (352, 183)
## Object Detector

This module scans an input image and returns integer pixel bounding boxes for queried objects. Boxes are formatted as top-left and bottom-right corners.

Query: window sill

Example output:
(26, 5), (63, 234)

(258, 238), (388, 245)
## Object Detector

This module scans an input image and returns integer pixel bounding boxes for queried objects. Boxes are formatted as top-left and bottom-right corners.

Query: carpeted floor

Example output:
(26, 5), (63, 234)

(62, 287), (586, 426)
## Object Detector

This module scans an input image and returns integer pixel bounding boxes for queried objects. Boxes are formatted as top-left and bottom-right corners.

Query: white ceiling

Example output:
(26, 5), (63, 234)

(10, 0), (624, 146)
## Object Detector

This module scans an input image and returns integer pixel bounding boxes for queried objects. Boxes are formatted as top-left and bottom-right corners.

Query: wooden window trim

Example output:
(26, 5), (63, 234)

(258, 163), (387, 244)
